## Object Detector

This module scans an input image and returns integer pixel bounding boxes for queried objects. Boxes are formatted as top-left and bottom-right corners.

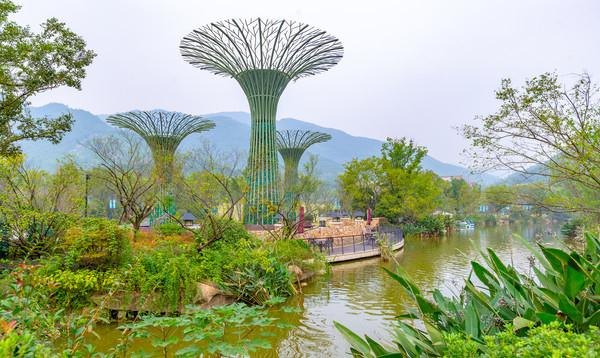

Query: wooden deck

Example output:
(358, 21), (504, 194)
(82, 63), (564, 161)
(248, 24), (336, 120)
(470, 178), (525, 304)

(304, 226), (404, 263)
(326, 239), (404, 263)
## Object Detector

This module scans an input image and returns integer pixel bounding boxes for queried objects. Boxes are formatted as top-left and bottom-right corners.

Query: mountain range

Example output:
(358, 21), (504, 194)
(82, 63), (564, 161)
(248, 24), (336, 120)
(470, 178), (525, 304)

(21, 103), (499, 185)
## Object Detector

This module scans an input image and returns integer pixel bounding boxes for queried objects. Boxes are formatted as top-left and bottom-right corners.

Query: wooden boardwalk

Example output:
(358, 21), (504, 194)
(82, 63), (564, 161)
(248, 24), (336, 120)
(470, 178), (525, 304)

(303, 227), (404, 263)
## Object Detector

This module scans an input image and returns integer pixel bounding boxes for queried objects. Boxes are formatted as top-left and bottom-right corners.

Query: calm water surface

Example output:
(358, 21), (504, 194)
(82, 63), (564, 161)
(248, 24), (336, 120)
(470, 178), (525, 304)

(91, 222), (559, 357)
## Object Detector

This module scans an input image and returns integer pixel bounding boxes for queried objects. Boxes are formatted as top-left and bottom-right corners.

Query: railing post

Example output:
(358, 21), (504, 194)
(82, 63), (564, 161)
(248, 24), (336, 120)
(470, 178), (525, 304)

(352, 236), (355, 253)
(341, 237), (344, 255)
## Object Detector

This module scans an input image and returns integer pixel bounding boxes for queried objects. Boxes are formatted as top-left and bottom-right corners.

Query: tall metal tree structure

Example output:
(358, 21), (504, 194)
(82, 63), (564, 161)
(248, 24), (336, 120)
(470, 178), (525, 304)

(180, 18), (343, 225)
(106, 111), (215, 220)
(276, 129), (331, 217)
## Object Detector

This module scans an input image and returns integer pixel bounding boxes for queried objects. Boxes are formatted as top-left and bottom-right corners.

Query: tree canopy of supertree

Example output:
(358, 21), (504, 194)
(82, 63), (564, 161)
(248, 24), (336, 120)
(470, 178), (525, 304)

(106, 111), (216, 212)
(180, 18), (343, 225)
(276, 129), (332, 218)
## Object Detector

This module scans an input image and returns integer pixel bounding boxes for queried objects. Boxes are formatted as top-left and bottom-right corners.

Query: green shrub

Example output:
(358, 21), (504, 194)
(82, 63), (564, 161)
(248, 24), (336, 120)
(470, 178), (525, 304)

(0, 330), (52, 357)
(123, 247), (201, 310)
(193, 220), (299, 305)
(44, 269), (119, 308)
(483, 323), (599, 358)
(561, 219), (583, 238)
(444, 323), (600, 357)
(271, 239), (325, 274)
(156, 222), (185, 236)
(62, 218), (131, 270)
(403, 215), (446, 236)
(220, 259), (294, 305)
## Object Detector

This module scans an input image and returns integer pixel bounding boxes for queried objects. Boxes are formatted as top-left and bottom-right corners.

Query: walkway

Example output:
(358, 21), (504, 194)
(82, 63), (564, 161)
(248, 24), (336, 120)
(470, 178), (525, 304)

(303, 226), (404, 263)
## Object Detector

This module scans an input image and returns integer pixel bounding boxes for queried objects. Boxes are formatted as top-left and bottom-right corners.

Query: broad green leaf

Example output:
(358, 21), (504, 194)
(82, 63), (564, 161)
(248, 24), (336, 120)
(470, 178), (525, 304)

(541, 247), (570, 273)
(564, 265), (586, 299)
(334, 321), (371, 356)
(383, 268), (420, 296)
(513, 317), (533, 331)
(366, 335), (389, 356)
(465, 302), (480, 339)
(536, 311), (558, 324)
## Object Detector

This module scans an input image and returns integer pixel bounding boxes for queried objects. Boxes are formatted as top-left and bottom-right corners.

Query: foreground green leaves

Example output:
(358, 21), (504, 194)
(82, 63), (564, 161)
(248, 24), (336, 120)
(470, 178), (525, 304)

(336, 232), (600, 357)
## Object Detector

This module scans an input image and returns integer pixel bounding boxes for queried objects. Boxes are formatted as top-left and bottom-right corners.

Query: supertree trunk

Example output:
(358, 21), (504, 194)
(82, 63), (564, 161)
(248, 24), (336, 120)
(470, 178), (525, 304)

(237, 69), (290, 225)
(276, 130), (332, 222)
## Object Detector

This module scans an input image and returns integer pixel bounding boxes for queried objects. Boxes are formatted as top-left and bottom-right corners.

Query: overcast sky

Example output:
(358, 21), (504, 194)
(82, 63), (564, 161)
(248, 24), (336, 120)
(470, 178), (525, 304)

(16, 0), (600, 165)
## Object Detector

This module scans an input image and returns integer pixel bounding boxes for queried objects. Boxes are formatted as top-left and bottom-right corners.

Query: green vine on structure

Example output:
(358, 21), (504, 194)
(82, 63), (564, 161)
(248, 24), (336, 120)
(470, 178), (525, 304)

(276, 130), (331, 220)
(106, 111), (215, 223)
(180, 18), (343, 225)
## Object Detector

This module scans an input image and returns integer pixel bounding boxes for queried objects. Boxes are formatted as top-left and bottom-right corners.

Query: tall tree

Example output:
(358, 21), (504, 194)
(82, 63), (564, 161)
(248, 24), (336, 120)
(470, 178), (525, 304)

(338, 137), (443, 223)
(463, 73), (600, 216)
(85, 132), (156, 232)
(0, 0), (95, 156)
(0, 156), (82, 257)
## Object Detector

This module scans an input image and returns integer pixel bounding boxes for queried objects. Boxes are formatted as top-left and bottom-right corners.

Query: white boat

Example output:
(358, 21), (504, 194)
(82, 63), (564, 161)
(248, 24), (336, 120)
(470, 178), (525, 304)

(458, 220), (475, 230)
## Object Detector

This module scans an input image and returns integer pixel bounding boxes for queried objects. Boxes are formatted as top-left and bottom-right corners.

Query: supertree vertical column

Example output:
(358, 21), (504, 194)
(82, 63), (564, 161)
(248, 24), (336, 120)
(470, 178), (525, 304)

(276, 130), (331, 219)
(180, 18), (343, 225)
(106, 111), (215, 222)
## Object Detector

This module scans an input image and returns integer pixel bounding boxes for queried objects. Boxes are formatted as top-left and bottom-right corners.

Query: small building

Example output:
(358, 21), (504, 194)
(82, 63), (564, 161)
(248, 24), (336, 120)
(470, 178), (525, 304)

(181, 212), (197, 227)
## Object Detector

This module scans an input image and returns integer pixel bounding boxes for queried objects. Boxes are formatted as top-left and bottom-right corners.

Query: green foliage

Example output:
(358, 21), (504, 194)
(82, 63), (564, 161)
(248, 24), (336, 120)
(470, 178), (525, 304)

(403, 215), (448, 236)
(445, 323), (600, 358)
(156, 222), (185, 236)
(484, 322), (599, 358)
(194, 220), (303, 305)
(271, 239), (324, 274)
(220, 260), (294, 306)
(43, 269), (118, 308)
(463, 73), (600, 216)
(0, 156), (82, 258)
(381, 137), (427, 174)
(483, 185), (515, 214)
(561, 219), (583, 239)
(123, 246), (201, 311)
(118, 303), (281, 357)
(443, 178), (482, 217)
(336, 231), (600, 357)
(0, 0), (96, 156)
(0, 330), (53, 357)
(62, 218), (131, 269)
(338, 137), (443, 223)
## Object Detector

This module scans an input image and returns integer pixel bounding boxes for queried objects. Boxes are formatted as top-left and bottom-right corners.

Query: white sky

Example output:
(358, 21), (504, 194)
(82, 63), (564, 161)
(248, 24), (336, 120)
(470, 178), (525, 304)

(16, 0), (600, 165)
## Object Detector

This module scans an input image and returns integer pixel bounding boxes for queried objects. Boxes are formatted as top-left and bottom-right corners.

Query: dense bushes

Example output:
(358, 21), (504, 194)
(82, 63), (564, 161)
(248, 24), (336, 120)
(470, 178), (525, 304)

(156, 222), (186, 236)
(444, 323), (599, 357)
(194, 220), (305, 305)
(403, 215), (449, 236)
(18, 218), (322, 310)
(62, 218), (131, 269)
(561, 218), (583, 238)
(123, 246), (201, 310)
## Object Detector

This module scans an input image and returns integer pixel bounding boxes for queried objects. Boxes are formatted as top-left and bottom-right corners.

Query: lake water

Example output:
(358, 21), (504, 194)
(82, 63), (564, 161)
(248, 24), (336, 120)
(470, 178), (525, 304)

(90, 222), (560, 357)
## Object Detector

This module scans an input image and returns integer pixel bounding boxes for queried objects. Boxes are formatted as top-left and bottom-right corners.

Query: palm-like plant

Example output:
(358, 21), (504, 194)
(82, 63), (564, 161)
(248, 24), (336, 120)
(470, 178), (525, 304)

(336, 232), (600, 356)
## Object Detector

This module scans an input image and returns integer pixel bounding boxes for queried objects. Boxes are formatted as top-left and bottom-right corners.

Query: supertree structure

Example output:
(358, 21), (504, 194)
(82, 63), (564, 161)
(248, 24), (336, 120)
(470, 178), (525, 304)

(276, 129), (331, 217)
(106, 110), (215, 220)
(180, 18), (343, 225)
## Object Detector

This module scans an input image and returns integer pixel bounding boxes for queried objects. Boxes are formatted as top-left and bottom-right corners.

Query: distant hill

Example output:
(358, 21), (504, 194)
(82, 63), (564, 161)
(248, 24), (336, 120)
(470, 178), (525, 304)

(20, 103), (500, 185)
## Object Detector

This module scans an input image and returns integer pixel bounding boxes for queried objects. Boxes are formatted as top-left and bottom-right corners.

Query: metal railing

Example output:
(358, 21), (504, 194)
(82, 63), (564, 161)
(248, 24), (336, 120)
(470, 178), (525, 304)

(302, 225), (403, 257)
